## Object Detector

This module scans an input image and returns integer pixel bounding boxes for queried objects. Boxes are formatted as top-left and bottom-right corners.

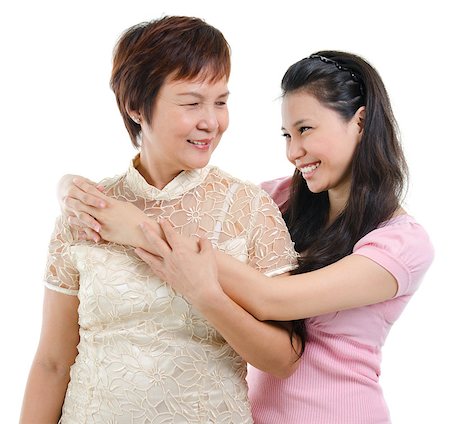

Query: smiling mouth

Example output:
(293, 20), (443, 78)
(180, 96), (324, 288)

(300, 162), (320, 176)
(187, 139), (210, 146)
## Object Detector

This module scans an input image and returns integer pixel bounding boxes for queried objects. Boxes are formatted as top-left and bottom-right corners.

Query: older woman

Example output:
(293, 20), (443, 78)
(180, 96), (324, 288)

(20, 16), (300, 424)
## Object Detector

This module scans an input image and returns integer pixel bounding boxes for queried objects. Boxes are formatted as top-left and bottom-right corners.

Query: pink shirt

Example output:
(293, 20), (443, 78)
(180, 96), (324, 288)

(249, 177), (435, 424)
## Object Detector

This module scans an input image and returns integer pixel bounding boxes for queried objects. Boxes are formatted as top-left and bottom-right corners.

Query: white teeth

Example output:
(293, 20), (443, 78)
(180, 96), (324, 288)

(300, 163), (320, 174)
(188, 140), (207, 146)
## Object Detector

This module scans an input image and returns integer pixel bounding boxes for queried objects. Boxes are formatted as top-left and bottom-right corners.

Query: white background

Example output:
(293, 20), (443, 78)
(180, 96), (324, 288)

(1, 1), (448, 422)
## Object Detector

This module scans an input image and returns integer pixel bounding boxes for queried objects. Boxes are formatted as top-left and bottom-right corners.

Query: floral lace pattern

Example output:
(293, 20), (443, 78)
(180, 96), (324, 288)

(45, 159), (298, 423)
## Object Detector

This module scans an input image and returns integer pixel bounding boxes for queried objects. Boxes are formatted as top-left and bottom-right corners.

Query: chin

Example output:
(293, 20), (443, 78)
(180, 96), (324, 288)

(191, 156), (213, 170)
(306, 184), (325, 194)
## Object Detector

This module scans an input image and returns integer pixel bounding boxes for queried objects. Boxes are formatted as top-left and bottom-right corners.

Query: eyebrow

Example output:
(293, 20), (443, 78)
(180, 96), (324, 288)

(177, 91), (230, 99)
(281, 119), (307, 131)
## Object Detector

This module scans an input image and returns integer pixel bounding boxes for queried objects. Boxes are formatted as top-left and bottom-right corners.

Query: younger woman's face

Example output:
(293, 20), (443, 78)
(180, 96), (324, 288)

(281, 90), (363, 200)
(138, 73), (229, 187)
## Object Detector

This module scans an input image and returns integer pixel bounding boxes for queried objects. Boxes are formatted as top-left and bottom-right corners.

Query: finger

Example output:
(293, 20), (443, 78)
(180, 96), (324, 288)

(67, 217), (101, 242)
(135, 248), (166, 279)
(199, 237), (213, 254)
(84, 227), (101, 243)
(76, 211), (102, 232)
(72, 178), (109, 208)
(68, 210), (101, 232)
(64, 197), (99, 219)
(140, 221), (172, 257)
(66, 185), (103, 209)
(61, 192), (80, 216)
(159, 219), (182, 249)
(67, 215), (83, 228)
(67, 218), (85, 234)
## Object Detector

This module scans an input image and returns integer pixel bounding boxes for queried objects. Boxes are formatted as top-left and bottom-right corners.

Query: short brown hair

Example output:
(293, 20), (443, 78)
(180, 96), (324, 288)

(110, 16), (231, 148)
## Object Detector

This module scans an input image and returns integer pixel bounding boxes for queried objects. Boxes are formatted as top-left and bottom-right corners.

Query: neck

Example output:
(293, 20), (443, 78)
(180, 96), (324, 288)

(136, 149), (181, 190)
(327, 185), (350, 224)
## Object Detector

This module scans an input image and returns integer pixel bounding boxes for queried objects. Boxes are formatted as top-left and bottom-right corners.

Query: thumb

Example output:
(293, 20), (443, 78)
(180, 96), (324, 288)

(199, 237), (213, 254)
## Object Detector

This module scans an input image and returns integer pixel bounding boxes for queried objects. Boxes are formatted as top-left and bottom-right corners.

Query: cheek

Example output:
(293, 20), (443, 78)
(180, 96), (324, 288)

(285, 143), (291, 162)
(285, 142), (296, 165)
(219, 110), (229, 132)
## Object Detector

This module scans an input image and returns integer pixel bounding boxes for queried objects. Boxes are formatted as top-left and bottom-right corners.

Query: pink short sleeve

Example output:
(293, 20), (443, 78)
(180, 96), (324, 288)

(352, 215), (434, 297)
(260, 176), (292, 210)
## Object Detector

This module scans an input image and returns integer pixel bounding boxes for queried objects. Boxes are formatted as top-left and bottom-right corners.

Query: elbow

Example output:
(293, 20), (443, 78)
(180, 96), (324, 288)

(36, 359), (72, 380)
(270, 357), (300, 379)
(280, 351), (302, 378)
(265, 348), (302, 379)
(272, 338), (303, 379)
(253, 308), (268, 322)
(34, 354), (75, 380)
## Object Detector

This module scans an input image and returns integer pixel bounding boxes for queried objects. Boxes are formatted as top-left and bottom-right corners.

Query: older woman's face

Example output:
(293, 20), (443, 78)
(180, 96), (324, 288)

(138, 74), (229, 185)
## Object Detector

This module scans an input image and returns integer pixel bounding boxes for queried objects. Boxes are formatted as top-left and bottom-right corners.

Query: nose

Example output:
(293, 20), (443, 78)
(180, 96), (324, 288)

(287, 137), (306, 164)
(198, 106), (220, 132)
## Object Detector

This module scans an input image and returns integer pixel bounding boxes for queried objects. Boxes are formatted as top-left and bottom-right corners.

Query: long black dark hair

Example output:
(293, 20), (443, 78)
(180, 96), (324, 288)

(284, 51), (408, 354)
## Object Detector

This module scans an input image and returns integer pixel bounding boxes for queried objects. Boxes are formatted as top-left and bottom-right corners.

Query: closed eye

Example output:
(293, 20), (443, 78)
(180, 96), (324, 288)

(299, 126), (311, 134)
(281, 133), (291, 140)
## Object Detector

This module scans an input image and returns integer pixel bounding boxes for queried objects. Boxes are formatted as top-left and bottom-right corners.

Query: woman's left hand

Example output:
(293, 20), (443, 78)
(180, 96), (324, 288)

(59, 176), (107, 242)
(135, 220), (223, 306)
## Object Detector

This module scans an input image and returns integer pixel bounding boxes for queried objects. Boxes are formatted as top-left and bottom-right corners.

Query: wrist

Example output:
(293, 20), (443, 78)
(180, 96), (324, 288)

(194, 283), (227, 313)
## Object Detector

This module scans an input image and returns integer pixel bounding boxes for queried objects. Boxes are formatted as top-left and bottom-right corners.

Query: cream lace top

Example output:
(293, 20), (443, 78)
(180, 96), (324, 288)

(45, 158), (298, 424)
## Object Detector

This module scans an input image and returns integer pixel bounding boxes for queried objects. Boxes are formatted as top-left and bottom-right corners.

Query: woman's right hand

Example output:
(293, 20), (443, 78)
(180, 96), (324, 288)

(57, 174), (108, 242)
(135, 220), (219, 307)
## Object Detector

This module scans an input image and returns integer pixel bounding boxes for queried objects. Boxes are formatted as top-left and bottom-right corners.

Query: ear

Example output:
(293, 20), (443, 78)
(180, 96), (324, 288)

(126, 107), (142, 124)
(353, 106), (365, 141)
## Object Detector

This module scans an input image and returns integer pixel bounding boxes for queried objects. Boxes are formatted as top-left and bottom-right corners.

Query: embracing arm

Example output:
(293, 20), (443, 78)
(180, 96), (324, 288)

(137, 233), (301, 378)
(216, 251), (397, 321)
(196, 288), (300, 378)
(20, 289), (80, 424)
(55, 176), (394, 343)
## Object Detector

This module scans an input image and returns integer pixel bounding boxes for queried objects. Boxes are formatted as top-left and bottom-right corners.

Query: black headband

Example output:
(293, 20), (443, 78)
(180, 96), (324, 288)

(308, 54), (364, 97)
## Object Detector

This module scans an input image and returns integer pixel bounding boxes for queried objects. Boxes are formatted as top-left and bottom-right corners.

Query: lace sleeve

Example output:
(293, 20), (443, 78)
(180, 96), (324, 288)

(246, 189), (298, 277)
(44, 216), (79, 295)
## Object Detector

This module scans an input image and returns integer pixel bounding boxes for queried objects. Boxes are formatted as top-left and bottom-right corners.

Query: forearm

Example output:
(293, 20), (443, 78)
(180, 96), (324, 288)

(196, 289), (300, 378)
(20, 359), (71, 423)
(21, 289), (80, 423)
(217, 253), (399, 321)
(216, 251), (273, 320)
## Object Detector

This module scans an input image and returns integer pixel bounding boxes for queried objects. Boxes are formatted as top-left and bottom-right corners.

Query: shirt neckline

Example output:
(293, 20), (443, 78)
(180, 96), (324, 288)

(124, 155), (210, 200)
